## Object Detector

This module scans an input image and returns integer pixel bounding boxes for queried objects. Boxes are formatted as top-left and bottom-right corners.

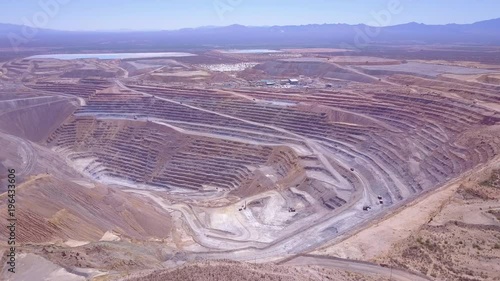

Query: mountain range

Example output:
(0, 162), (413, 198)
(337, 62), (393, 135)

(0, 18), (499, 51)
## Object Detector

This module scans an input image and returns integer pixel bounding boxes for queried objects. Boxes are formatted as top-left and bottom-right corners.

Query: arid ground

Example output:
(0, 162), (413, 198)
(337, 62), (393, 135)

(0, 46), (499, 281)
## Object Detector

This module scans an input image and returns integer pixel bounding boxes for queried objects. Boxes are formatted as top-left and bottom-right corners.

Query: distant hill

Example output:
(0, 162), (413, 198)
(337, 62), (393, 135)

(0, 18), (499, 51)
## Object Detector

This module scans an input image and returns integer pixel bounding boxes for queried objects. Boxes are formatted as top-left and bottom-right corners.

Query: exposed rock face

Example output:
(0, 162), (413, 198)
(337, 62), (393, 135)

(0, 46), (499, 280)
(0, 176), (173, 244)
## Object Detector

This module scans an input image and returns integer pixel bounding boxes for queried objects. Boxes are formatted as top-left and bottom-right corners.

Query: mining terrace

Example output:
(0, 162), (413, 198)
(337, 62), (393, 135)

(0, 47), (499, 280)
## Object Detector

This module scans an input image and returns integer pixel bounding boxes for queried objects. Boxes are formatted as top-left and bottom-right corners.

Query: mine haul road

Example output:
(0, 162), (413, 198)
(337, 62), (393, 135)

(111, 81), (381, 251)
(116, 80), (358, 192)
(73, 80), (405, 273)
(283, 255), (431, 281)
(0, 131), (37, 176)
(67, 79), (452, 279)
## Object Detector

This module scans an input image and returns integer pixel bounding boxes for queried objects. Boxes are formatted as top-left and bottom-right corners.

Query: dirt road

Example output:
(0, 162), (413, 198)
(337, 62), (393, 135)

(283, 255), (431, 281)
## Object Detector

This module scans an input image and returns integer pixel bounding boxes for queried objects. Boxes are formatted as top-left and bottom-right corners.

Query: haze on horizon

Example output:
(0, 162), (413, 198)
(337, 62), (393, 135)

(0, 0), (499, 31)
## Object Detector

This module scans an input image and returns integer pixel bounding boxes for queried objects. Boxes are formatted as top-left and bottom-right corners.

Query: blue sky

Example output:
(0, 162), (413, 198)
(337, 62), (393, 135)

(0, 0), (499, 31)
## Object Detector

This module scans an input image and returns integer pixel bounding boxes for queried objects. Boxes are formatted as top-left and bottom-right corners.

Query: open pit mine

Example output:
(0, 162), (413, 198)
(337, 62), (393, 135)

(0, 47), (499, 281)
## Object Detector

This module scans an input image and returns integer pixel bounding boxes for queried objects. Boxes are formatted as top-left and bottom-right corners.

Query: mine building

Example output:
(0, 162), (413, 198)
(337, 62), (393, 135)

(259, 80), (276, 86)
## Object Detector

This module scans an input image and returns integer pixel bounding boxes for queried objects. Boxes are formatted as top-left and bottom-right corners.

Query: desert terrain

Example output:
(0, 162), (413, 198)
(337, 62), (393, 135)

(0, 45), (498, 281)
